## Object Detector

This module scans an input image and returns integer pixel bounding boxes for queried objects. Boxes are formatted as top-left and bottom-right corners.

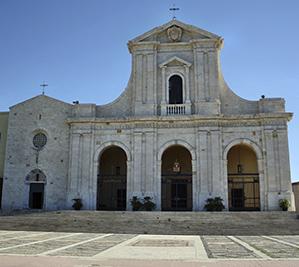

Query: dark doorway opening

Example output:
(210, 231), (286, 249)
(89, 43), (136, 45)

(161, 145), (192, 211)
(169, 75), (183, 104)
(228, 174), (260, 211)
(97, 146), (127, 211)
(29, 183), (44, 209)
(162, 176), (192, 211)
(231, 188), (244, 209)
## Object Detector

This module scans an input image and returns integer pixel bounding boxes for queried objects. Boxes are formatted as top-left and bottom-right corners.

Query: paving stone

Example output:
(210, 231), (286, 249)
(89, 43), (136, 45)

(0, 230), (299, 260)
(50, 234), (135, 257)
(271, 236), (299, 246)
(237, 236), (299, 258)
(1, 240), (76, 255)
(0, 232), (31, 239)
(0, 233), (71, 251)
(131, 239), (193, 247)
(201, 236), (258, 259)
(60, 233), (101, 242)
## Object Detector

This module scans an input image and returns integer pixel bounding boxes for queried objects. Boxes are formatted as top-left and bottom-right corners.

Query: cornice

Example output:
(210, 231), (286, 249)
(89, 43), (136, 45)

(66, 113), (292, 128)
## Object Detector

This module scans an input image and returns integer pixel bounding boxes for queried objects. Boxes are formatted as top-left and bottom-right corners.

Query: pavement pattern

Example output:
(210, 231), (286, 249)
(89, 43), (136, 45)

(0, 230), (298, 266)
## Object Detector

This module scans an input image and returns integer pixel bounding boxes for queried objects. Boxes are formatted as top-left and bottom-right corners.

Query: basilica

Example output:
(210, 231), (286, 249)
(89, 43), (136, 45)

(0, 19), (295, 211)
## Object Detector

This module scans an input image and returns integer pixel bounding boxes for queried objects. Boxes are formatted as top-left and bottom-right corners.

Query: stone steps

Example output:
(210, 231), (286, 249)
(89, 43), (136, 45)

(0, 211), (298, 235)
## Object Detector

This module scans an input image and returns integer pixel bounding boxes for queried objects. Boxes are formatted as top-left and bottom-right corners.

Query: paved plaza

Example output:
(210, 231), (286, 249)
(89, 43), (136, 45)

(0, 230), (298, 266)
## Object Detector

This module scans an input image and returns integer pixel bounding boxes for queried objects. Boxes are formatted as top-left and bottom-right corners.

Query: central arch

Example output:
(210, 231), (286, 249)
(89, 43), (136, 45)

(161, 145), (192, 211)
(97, 146), (127, 210)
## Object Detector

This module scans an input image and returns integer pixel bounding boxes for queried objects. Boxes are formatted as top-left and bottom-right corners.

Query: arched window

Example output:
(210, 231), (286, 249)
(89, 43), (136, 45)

(168, 75), (183, 104)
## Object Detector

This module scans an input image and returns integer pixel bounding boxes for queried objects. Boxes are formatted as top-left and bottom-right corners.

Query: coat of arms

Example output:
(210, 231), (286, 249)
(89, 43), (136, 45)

(167, 26), (182, 42)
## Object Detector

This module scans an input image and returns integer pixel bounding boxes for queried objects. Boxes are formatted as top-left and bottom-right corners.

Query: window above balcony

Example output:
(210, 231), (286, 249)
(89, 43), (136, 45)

(159, 56), (192, 115)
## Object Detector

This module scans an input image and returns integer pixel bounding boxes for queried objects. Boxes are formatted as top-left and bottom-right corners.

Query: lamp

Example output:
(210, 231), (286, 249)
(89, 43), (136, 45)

(173, 159), (181, 173)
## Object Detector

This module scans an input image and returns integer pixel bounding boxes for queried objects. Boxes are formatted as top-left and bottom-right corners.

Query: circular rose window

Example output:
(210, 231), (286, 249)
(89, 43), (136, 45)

(33, 133), (47, 149)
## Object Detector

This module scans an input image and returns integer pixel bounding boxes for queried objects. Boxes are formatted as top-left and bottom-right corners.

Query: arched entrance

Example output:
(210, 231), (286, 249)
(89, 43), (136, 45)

(97, 146), (127, 210)
(227, 144), (260, 211)
(161, 145), (192, 211)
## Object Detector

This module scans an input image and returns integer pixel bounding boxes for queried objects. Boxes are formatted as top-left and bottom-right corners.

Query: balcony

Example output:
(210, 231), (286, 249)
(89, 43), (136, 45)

(161, 103), (191, 115)
(167, 104), (186, 115)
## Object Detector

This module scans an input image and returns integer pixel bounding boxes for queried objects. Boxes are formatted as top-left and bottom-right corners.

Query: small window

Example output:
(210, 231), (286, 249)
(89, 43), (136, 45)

(115, 166), (121, 175)
(33, 133), (47, 149)
(169, 75), (183, 104)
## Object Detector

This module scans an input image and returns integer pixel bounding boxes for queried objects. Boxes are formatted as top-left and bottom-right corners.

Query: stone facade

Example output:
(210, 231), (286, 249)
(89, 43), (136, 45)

(0, 112), (8, 178)
(1, 20), (294, 211)
(0, 112), (8, 208)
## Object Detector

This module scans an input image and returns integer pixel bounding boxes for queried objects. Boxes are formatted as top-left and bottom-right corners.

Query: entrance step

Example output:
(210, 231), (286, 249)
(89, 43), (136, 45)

(0, 211), (298, 235)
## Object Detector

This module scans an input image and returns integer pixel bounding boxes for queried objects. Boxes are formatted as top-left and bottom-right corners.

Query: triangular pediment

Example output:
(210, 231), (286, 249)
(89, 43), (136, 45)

(10, 94), (70, 109)
(159, 56), (191, 68)
(129, 19), (221, 44)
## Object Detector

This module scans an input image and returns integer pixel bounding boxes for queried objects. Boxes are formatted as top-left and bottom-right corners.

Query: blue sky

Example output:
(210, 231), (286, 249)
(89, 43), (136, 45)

(0, 0), (298, 181)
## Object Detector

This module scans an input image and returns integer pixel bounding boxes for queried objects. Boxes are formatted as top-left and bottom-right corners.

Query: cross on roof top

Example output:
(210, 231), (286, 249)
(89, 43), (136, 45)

(169, 4), (180, 20)
(40, 81), (48, 95)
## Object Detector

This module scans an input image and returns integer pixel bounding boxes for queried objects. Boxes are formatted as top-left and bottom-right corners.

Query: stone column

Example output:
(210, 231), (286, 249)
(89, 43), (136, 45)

(135, 54), (143, 102)
(132, 132), (142, 194)
(67, 133), (81, 207)
(184, 65), (190, 103)
(161, 67), (167, 115)
(156, 159), (162, 210)
(198, 130), (208, 210)
(222, 159), (229, 210)
(191, 159), (197, 211)
(161, 67), (166, 104)
(126, 159), (133, 210)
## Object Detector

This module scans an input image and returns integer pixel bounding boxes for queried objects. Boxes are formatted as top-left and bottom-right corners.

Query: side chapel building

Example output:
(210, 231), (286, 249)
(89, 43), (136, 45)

(1, 20), (295, 211)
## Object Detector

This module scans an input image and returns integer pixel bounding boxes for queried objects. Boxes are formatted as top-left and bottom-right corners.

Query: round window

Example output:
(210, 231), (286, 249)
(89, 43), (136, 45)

(33, 133), (47, 149)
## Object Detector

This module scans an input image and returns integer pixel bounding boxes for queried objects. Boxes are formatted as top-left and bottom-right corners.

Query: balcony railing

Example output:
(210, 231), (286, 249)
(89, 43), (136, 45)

(166, 104), (186, 115)
(161, 103), (191, 115)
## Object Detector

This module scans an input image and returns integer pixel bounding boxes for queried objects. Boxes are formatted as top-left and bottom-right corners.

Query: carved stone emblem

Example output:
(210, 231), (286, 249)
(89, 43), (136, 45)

(167, 26), (182, 42)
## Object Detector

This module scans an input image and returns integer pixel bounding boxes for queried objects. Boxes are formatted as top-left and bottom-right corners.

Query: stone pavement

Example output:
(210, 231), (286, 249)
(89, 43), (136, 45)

(0, 230), (298, 266)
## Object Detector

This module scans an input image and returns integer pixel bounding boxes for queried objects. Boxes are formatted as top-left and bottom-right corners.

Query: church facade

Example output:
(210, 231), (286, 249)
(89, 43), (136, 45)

(1, 20), (295, 211)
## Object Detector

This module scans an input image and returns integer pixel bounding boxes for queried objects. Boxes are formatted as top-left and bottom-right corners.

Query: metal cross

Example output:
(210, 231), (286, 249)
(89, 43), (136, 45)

(169, 4), (180, 20)
(40, 81), (48, 95)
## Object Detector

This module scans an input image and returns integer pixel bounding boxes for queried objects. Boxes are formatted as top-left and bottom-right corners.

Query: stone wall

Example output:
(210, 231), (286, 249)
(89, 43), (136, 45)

(2, 95), (72, 210)
(66, 113), (294, 211)
(0, 112), (8, 179)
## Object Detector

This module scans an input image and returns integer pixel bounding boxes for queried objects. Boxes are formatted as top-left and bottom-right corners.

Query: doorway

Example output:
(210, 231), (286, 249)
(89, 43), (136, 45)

(227, 144), (260, 211)
(29, 183), (44, 209)
(161, 145), (192, 211)
(97, 146), (127, 210)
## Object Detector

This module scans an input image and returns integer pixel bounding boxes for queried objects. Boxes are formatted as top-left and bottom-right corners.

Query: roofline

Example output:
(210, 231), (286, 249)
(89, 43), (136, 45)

(9, 94), (71, 109)
(129, 19), (221, 43)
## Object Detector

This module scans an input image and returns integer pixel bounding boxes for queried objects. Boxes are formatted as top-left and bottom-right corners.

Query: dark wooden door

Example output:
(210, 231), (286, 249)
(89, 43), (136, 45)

(29, 183), (44, 209)
(231, 188), (244, 210)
